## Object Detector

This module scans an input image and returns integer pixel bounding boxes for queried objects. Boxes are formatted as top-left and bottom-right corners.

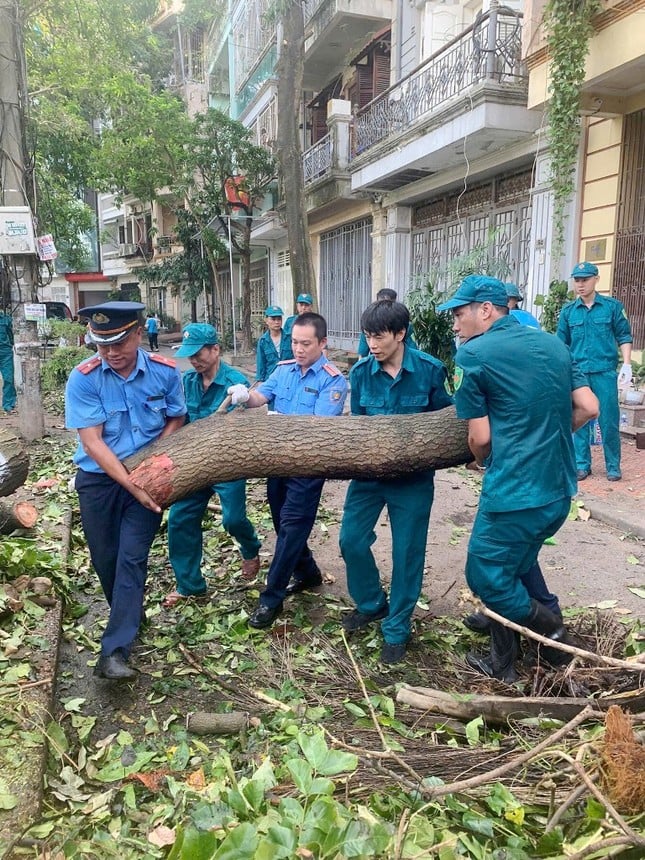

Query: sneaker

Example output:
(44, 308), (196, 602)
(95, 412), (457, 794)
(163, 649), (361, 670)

(241, 556), (261, 579)
(380, 641), (407, 664)
(341, 602), (389, 632)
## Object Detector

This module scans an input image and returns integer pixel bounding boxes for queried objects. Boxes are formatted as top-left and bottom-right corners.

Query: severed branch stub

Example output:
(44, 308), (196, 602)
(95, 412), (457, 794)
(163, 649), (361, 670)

(186, 711), (251, 735)
(123, 406), (471, 508)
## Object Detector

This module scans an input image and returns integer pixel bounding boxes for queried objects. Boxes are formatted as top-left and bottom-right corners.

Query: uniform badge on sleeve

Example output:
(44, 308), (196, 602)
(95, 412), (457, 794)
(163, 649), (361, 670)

(453, 366), (464, 391)
(330, 389), (342, 401)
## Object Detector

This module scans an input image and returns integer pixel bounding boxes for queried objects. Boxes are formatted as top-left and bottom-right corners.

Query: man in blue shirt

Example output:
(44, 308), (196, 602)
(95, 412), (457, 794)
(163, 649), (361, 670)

(438, 277), (598, 682)
(506, 283), (541, 328)
(145, 313), (159, 351)
(557, 262), (633, 482)
(228, 312), (348, 628)
(164, 324), (261, 607)
(256, 306), (293, 381)
(340, 300), (452, 664)
(283, 292), (313, 341)
(66, 302), (186, 680)
(0, 309), (16, 414)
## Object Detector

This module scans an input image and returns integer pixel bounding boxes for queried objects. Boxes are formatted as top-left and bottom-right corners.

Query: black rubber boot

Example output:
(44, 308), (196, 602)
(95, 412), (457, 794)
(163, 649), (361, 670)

(524, 599), (572, 667)
(463, 611), (491, 633)
(466, 621), (518, 683)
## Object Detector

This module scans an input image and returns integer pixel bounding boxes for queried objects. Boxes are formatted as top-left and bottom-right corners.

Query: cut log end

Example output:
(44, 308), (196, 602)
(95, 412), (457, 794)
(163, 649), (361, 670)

(186, 711), (249, 735)
(0, 499), (38, 534)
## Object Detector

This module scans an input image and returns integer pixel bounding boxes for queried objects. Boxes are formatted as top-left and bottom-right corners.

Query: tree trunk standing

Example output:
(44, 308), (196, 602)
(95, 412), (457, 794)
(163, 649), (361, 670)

(124, 407), (472, 508)
(0, 426), (29, 496)
(238, 219), (253, 351)
(277, 2), (317, 301)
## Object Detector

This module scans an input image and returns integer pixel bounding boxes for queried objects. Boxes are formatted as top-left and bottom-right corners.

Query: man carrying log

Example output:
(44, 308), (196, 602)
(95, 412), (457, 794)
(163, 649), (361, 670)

(65, 302), (186, 681)
(163, 323), (261, 607)
(437, 277), (599, 682)
(340, 299), (452, 664)
(227, 312), (348, 629)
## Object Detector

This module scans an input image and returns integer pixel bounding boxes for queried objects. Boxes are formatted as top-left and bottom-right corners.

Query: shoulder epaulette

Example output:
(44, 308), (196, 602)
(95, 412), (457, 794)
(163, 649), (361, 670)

(77, 356), (101, 375)
(277, 359), (297, 365)
(150, 352), (177, 368)
(322, 362), (341, 377)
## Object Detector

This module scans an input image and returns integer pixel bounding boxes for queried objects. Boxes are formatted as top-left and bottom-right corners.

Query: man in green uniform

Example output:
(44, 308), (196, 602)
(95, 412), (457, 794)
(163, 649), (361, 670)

(339, 299), (452, 664)
(164, 324), (261, 606)
(256, 306), (293, 382)
(283, 293), (313, 341)
(557, 262), (632, 481)
(0, 309), (16, 414)
(438, 276), (598, 682)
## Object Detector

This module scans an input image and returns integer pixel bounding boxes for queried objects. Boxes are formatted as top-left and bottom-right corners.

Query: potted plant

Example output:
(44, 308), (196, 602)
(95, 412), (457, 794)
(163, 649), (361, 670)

(625, 359), (645, 405)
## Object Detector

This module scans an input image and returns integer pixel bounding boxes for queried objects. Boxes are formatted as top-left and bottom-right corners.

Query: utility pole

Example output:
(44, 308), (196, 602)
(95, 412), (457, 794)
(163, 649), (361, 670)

(0, 0), (45, 440)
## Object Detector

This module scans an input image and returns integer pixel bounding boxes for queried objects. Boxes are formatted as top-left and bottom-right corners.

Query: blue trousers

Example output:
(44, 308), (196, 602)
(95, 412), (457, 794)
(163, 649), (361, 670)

(339, 474), (435, 645)
(0, 348), (16, 411)
(260, 477), (324, 609)
(574, 370), (621, 476)
(465, 497), (571, 622)
(76, 470), (161, 658)
(521, 562), (560, 614)
(167, 480), (261, 596)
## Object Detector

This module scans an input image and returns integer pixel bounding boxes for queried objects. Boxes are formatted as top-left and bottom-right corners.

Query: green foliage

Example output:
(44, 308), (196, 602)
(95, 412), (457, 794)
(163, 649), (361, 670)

(533, 279), (572, 333)
(41, 346), (92, 393)
(630, 358), (645, 390)
(407, 237), (512, 377)
(544, 0), (602, 260)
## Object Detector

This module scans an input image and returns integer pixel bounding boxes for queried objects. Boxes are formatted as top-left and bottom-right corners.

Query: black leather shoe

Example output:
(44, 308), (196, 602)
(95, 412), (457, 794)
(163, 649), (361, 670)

(342, 602), (389, 632)
(463, 612), (490, 633)
(380, 641), (407, 664)
(285, 575), (323, 596)
(93, 653), (138, 681)
(248, 602), (283, 629)
(607, 473), (621, 482)
(576, 469), (590, 481)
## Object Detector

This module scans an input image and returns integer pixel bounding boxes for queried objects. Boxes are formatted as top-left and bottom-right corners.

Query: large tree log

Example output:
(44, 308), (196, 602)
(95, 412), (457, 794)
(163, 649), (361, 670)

(124, 406), (471, 508)
(0, 499), (38, 534)
(0, 427), (30, 497)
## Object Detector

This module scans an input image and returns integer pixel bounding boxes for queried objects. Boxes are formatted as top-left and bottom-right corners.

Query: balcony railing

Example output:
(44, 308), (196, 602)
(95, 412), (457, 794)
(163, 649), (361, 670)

(303, 134), (332, 185)
(354, 8), (524, 156)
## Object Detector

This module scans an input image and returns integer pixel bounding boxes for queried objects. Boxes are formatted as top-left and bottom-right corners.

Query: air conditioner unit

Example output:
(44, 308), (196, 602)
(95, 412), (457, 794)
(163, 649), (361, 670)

(118, 243), (137, 256)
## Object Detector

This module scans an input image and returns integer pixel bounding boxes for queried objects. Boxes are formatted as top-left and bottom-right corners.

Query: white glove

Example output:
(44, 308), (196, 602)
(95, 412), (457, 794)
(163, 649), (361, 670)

(617, 363), (632, 389)
(227, 383), (249, 405)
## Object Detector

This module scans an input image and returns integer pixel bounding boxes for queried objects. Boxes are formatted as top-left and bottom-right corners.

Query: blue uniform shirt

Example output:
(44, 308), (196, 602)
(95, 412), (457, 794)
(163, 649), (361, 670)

(258, 354), (347, 415)
(511, 308), (541, 329)
(556, 293), (632, 373)
(455, 316), (586, 512)
(256, 329), (293, 381)
(145, 317), (159, 334)
(183, 362), (248, 421)
(65, 349), (187, 472)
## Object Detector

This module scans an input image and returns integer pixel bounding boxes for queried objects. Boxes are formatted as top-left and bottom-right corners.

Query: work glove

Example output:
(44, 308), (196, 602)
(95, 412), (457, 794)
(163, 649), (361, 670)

(227, 383), (250, 405)
(617, 363), (632, 389)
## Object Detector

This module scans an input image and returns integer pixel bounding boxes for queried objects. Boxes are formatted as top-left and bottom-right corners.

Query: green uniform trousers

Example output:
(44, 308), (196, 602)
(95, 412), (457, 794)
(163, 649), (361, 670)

(0, 348), (16, 412)
(465, 496), (571, 622)
(573, 370), (620, 477)
(340, 474), (435, 645)
(168, 479), (261, 596)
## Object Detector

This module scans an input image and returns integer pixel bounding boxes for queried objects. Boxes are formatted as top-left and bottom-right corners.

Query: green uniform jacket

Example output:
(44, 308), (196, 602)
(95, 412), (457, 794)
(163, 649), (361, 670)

(556, 293), (632, 373)
(183, 362), (248, 421)
(454, 316), (586, 512)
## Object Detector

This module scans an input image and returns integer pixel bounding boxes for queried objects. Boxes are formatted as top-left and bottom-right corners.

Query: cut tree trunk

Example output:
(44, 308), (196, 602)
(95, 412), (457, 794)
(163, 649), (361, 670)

(0, 499), (38, 534)
(0, 427), (30, 497)
(124, 406), (471, 508)
(186, 711), (249, 735)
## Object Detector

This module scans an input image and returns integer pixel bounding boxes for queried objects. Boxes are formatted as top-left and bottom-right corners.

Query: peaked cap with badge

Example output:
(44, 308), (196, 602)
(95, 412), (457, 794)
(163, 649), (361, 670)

(570, 262), (599, 278)
(79, 301), (145, 345)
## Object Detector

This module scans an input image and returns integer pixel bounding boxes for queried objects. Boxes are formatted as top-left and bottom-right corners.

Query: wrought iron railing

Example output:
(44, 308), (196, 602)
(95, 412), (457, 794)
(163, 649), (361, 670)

(303, 134), (332, 185)
(614, 225), (645, 349)
(353, 7), (524, 156)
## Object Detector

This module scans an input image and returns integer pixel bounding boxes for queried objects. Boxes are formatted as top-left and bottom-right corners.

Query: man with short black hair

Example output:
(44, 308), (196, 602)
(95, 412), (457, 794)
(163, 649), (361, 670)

(228, 312), (348, 629)
(356, 288), (416, 357)
(438, 276), (598, 682)
(340, 299), (452, 664)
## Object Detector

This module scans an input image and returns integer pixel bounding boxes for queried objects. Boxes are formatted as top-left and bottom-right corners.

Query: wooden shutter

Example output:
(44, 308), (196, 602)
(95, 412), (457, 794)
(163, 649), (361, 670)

(373, 51), (390, 96)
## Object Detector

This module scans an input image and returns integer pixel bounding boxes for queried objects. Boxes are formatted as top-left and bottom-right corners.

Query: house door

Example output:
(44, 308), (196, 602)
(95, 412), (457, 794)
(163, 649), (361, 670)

(319, 218), (373, 350)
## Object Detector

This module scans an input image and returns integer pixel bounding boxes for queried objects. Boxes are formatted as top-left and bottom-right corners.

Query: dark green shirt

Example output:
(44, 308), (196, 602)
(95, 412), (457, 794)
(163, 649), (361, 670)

(183, 362), (248, 422)
(455, 315), (585, 512)
(556, 293), (632, 373)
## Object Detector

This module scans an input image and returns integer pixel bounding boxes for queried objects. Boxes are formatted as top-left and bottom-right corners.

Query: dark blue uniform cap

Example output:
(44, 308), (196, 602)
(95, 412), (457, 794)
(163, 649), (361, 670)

(79, 301), (145, 344)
